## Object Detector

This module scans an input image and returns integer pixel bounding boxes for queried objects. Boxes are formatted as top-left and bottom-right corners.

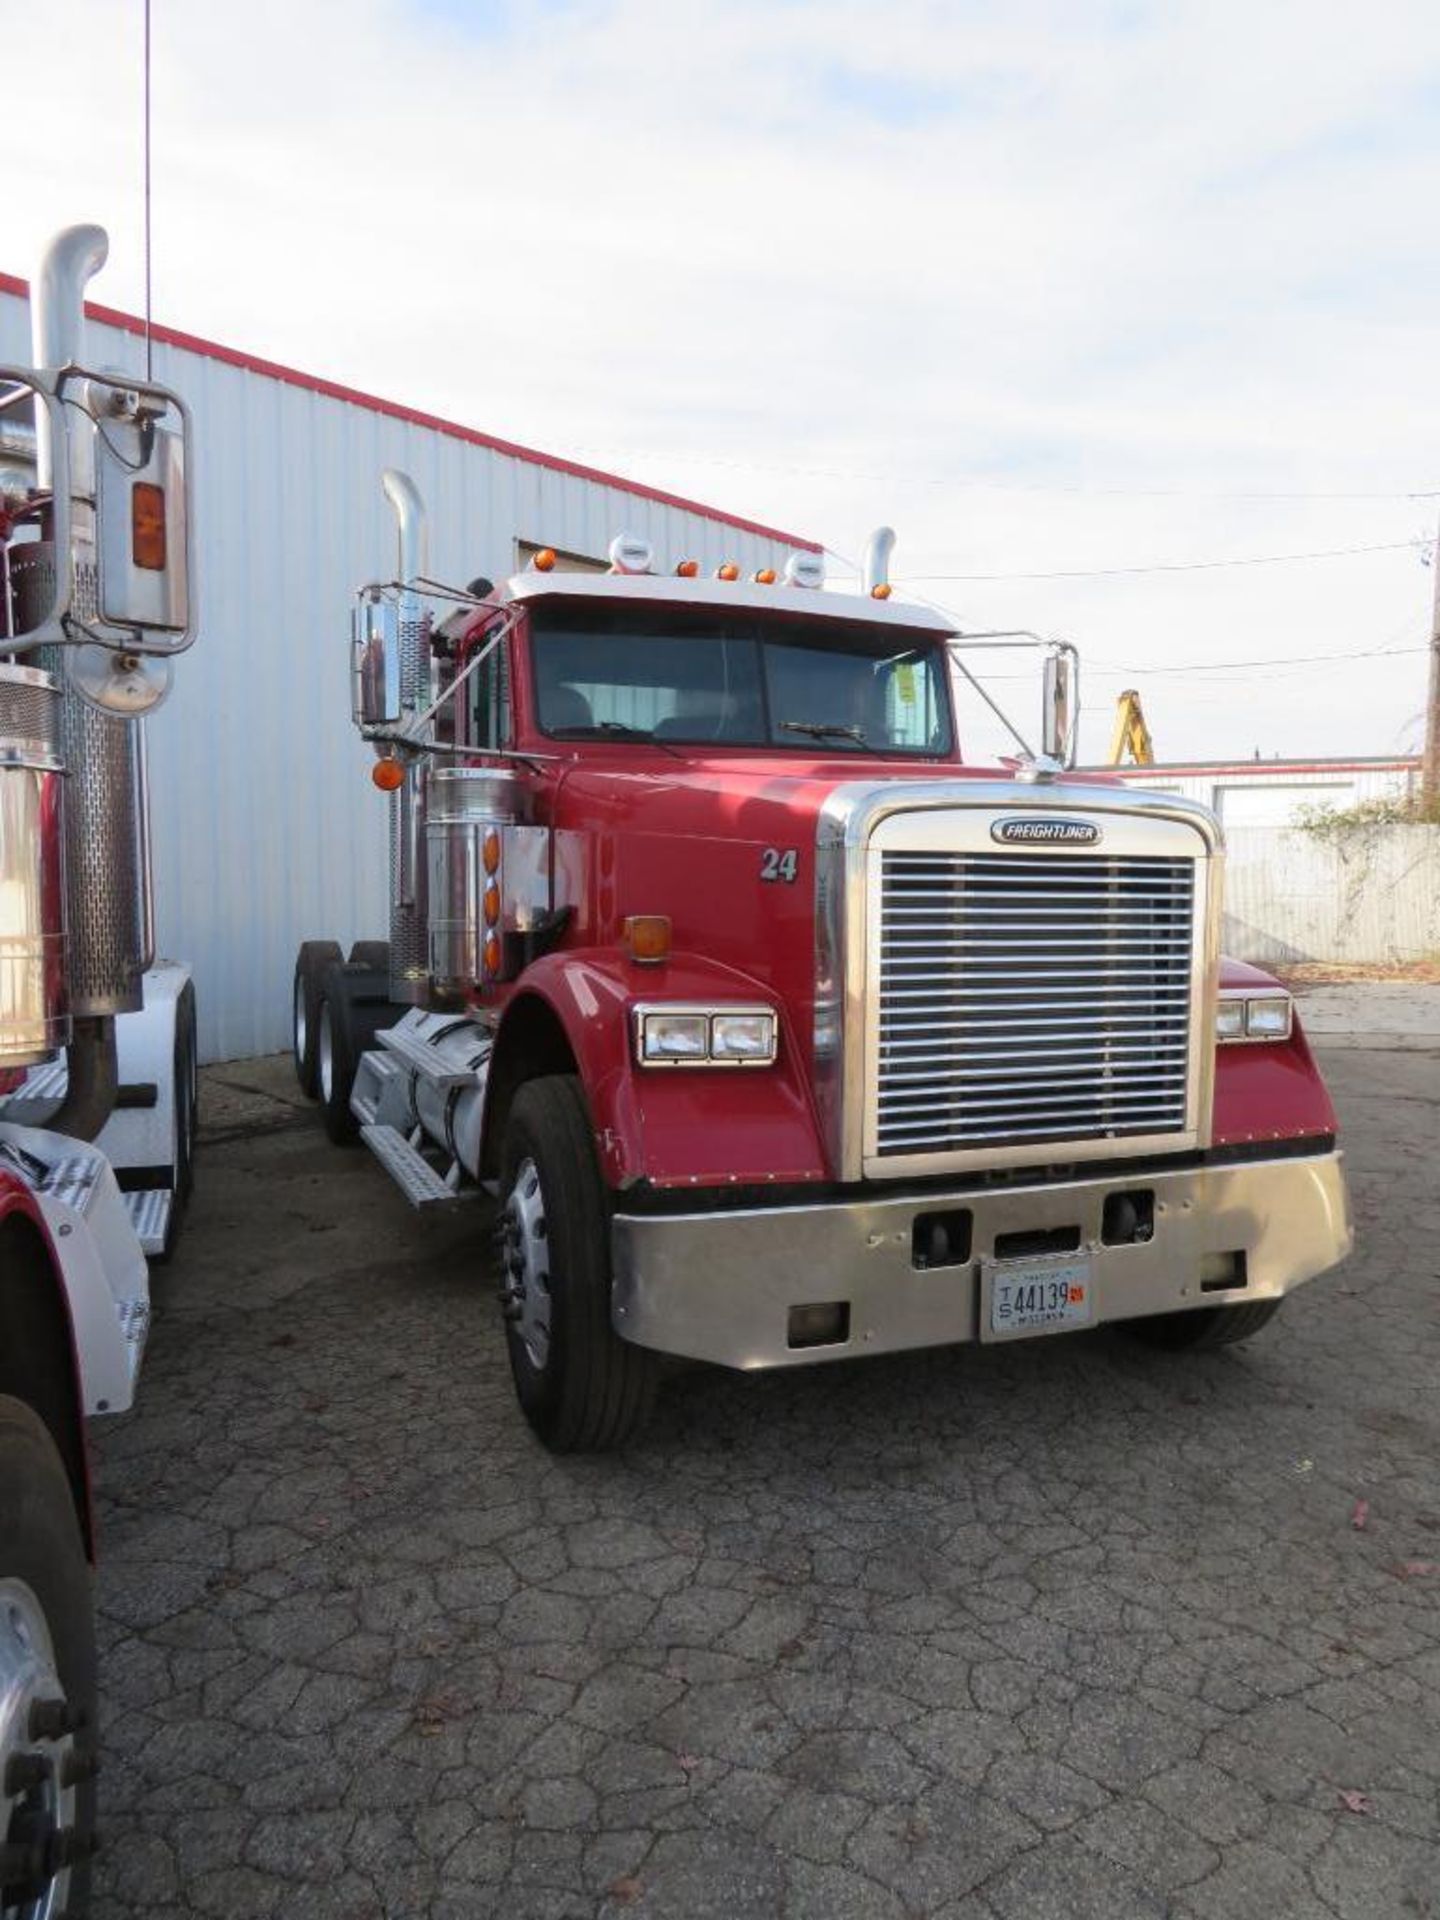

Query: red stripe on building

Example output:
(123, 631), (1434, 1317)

(0, 271), (822, 553)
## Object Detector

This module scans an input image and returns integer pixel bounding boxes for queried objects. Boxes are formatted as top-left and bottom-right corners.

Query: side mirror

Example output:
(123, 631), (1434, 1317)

(93, 381), (193, 642)
(352, 596), (401, 728)
(1042, 646), (1078, 767)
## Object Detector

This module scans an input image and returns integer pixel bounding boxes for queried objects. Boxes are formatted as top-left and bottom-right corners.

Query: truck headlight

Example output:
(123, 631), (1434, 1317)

(639, 1011), (709, 1062)
(711, 1012), (776, 1062)
(635, 1006), (777, 1067)
(1217, 990), (1293, 1043)
(1245, 995), (1293, 1040)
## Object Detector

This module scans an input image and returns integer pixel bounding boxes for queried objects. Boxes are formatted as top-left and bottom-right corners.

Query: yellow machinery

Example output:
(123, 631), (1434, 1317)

(1108, 689), (1155, 766)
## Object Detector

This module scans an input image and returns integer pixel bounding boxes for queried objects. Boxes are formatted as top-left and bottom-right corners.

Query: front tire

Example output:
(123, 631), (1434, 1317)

(0, 1397), (98, 1918)
(1129, 1297), (1284, 1350)
(499, 1076), (658, 1453)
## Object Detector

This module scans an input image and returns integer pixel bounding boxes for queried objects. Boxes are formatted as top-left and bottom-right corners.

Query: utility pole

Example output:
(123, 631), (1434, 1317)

(1425, 509), (1440, 806)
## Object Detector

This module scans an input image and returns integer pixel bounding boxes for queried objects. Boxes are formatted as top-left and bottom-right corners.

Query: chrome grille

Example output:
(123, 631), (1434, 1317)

(875, 850), (1196, 1156)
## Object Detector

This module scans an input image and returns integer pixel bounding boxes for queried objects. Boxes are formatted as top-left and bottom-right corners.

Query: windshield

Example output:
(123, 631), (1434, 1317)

(529, 604), (953, 755)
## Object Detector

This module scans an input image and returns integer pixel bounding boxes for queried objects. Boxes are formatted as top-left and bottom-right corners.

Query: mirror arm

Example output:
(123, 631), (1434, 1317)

(946, 644), (1037, 761)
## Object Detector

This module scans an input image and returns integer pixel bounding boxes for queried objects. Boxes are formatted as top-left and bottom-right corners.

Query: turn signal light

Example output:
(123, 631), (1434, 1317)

(716, 562), (740, 581)
(132, 481), (166, 571)
(372, 757), (405, 792)
(754, 568), (777, 585)
(870, 583), (893, 600)
(533, 548), (557, 572)
(675, 559), (700, 577)
(624, 914), (672, 964)
(482, 828), (501, 874)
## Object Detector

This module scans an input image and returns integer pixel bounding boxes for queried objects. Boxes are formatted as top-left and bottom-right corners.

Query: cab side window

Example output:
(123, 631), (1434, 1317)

(470, 642), (511, 751)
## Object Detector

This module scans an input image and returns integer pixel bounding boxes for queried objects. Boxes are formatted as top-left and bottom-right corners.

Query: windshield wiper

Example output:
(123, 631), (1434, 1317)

(779, 720), (868, 744)
(549, 720), (681, 758)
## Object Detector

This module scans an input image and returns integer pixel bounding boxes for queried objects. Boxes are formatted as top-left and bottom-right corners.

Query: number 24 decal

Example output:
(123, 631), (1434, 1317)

(760, 848), (799, 883)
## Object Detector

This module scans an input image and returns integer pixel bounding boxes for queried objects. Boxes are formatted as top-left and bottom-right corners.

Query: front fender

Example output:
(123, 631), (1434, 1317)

(489, 950), (828, 1191)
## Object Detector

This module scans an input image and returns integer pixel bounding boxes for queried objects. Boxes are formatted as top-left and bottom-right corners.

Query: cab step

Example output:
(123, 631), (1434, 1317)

(361, 1123), (474, 1210)
(122, 1188), (173, 1257)
(376, 1025), (479, 1090)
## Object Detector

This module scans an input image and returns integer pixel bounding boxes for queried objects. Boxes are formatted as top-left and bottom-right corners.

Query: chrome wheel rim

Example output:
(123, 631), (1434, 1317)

(318, 1004), (334, 1104)
(293, 977), (308, 1067)
(502, 1156), (552, 1370)
(0, 1577), (78, 1919)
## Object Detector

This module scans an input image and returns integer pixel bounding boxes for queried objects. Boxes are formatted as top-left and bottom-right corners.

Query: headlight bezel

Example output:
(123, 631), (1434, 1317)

(1216, 988), (1294, 1045)
(634, 1003), (779, 1068)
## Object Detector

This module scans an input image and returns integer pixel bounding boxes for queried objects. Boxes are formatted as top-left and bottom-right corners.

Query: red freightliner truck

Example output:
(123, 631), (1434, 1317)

(295, 483), (1352, 1454)
(2, 225), (197, 1914)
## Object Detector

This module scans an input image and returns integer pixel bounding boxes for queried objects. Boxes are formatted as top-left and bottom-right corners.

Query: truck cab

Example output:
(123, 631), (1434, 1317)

(297, 502), (1351, 1453)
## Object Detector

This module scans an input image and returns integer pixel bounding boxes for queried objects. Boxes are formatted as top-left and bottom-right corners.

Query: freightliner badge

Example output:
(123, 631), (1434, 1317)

(991, 818), (1102, 846)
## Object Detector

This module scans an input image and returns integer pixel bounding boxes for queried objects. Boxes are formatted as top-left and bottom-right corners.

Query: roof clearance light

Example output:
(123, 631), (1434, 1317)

(871, 583), (893, 600)
(609, 533), (654, 575)
(783, 553), (824, 589)
(675, 559), (700, 577)
(533, 548), (557, 572)
(753, 568), (777, 585)
(372, 756), (405, 792)
(716, 562), (740, 581)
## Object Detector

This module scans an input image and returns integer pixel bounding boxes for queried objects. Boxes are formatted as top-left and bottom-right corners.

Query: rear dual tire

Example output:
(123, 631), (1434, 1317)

(316, 959), (398, 1146)
(154, 978), (198, 1265)
(293, 941), (343, 1098)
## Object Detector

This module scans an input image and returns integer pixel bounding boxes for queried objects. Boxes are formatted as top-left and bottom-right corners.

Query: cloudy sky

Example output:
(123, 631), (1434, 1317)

(4, 0), (1437, 763)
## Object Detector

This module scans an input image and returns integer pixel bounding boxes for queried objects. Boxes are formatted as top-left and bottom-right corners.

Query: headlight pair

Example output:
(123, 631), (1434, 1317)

(635, 1005), (777, 1067)
(1217, 992), (1293, 1043)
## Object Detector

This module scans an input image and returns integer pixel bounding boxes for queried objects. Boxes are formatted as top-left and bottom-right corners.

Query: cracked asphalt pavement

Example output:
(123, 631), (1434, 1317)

(89, 1021), (1440, 1918)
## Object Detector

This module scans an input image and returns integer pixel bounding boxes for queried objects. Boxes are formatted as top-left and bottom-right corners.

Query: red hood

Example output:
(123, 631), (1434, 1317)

(547, 752), (1126, 1046)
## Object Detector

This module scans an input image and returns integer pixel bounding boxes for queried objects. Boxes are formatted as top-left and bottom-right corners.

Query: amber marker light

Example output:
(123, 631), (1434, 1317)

(482, 828), (501, 874)
(754, 568), (777, 585)
(483, 933), (502, 975)
(675, 559), (700, 577)
(372, 757), (405, 792)
(484, 883), (501, 927)
(533, 548), (557, 572)
(624, 914), (672, 964)
(716, 562), (740, 581)
(871, 583), (893, 600)
(131, 481), (166, 571)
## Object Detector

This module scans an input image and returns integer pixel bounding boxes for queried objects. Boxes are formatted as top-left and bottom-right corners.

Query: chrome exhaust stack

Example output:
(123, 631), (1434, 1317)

(862, 527), (896, 596)
(380, 469), (432, 1005)
(28, 225), (150, 1036)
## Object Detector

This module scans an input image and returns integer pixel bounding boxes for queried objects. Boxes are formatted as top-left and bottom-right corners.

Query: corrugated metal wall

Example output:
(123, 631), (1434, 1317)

(0, 291), (805, 1060)
(1109, 763), (1418, 825)
(1223, 824), (1440, 966)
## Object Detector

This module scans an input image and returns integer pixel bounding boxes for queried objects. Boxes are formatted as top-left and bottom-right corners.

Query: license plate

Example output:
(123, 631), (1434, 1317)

(984, 1252), (1093, 1340)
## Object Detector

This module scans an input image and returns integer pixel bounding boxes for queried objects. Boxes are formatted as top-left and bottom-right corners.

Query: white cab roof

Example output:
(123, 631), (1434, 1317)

(499, 569), (957, 637)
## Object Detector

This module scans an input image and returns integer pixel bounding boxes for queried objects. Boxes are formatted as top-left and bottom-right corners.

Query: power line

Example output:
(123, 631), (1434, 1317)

(898, 539), (1432, 583)
(1084, 641), (1427, 675)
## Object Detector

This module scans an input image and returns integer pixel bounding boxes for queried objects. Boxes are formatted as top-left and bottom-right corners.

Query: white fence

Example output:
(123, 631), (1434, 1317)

(1222, 824), (1440, 966)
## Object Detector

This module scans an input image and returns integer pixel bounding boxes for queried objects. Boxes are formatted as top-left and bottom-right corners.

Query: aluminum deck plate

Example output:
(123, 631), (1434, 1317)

(361, 1124), (473, 1210)
(122, 1187), (173, 1257)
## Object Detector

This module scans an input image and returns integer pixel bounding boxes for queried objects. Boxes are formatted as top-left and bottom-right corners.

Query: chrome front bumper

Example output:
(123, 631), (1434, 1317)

(610, 1150), (1352, 1370)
